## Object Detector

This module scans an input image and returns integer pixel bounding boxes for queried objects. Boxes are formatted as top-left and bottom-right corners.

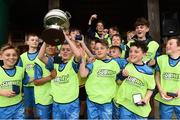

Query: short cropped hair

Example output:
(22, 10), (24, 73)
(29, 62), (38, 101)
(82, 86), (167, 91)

(95, 39), (109, 48)
(134, 17), (150, 28)
(130, 41), (148, 53)
(168, 36), (180, 46)
(109, 45), (122, 53)
(112, 34), (122, 40)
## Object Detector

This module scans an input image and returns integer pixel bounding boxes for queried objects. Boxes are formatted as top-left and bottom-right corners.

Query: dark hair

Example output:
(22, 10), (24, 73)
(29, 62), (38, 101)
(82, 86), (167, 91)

(168, 36), (180, 46)
(96, 20), (105, 27)
(130, 41), (148, 53)
(109, 45), (122, 53)
(69, 27), (82, 34)
(112, 34), (122, 40)
(134, 17), (150, 28)
(95, 39), (109, 48)
(109, 26), (119, 33)
(26, 33), (39, 41)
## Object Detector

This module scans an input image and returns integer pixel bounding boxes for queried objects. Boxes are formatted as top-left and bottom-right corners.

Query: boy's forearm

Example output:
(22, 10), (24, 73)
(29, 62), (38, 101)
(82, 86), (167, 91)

(81, 42), (94, 58)
(144, 90), (153, 101)
(38, 42), (48, 64)
(34, 75), (53, 86)
(65, 36), (81, 60)
(155, 71), (162, 92)
(79, 59), (88, 78)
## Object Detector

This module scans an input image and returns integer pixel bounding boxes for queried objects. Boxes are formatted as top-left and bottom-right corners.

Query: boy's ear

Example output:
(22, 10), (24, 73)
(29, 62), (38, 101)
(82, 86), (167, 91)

(0, 52), (2, 60)
(177, 46), (180, 51)
(24, 40), (28, 45)
(145, 27), (149, 33)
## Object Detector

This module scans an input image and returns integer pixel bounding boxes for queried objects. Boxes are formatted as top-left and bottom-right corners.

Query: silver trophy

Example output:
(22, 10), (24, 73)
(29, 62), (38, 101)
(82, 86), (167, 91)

(41, 9), (71, 45)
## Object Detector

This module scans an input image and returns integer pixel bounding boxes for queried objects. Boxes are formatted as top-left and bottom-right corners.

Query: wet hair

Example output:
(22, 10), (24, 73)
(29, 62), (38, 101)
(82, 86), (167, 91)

(109, 45), (122, 53)
(0, 44), (19, 55)
(95, 39), (109, 48)
(130, 41), (148, 53)
(134, 17), (150, 28)
(168, 36), (180, 46)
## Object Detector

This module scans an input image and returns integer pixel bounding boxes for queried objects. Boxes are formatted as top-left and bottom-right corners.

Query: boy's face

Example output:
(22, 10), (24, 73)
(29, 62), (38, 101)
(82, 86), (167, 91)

(103, 29), (109, 34)
(135, 25), (149, 39)
(60, 44), (73, 61)
(129, 46), (145, 64)
(46, 44), (58, 56)
(112, 36), (121, 46)
(96, 22), (104, 32)
(166, 39), (180, 55)
(109, 29), (118, 37)
(109, 48), (121, 58)
(90, 41), (96, 52)
(26, 36), (39, 48)
(69, 30), (80, 40)
(95, 43), (108, 60)
(1, 49), (18, 68)
(127, 31), (135, 41)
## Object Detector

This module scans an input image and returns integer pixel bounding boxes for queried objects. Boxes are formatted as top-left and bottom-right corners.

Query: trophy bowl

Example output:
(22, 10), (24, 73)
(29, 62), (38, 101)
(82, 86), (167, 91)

(41, 9), (71, 45)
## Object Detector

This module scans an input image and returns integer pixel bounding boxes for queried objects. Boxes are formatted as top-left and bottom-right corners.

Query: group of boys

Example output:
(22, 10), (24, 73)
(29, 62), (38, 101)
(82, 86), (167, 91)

(0, 14), (180, 120)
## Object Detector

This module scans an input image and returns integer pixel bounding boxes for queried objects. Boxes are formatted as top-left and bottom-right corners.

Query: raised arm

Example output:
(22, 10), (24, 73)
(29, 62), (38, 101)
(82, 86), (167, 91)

(79, 56), (89, 78)
(38, 42), (48, 64)
(79, 35), (94, 58)
(64, 33), (81, 61)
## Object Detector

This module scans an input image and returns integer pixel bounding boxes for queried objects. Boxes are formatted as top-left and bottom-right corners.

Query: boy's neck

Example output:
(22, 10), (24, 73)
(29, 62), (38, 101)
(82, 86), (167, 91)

(100, 55), (111, 60)
(137, 36), (146, 41)
(170, 53), (180, 59)
(28, 47), (37, 53)
(134, 61), (143, 65)
(2, 65), (14, 69)
(98, 31), (103, 35)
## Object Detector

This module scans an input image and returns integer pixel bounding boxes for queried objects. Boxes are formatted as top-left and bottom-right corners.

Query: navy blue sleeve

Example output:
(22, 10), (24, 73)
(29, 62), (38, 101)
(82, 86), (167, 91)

(34, 64), (43, 79)
(87, 25), (96, 39)
(113, 58), (128, 69)
(155, 61), (160, 72)
(86, 62), (93, 75)
(45, 57), (54, 71)
(23, 72), (30, 85)
(72, 58), (79, 73)
(16, 58), (23, 67)
(154, 47), (161, 59)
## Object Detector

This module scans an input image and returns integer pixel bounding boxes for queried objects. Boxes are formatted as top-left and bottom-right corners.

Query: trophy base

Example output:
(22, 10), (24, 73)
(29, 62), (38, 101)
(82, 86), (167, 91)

(41, 28), (65, 45)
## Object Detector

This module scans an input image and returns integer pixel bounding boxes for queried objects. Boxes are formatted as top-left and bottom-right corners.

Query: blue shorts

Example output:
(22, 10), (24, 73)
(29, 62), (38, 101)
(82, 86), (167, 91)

(24, 86), (35, 107)
(36, 104), (52, 119)
(118, 105), (146, 120)
(53, 98), (80, 119)
(112, 101), (119, 119)
(159, 102), (180, 119)
(86, 98), (112, 119)
(0, 102), (24, 119)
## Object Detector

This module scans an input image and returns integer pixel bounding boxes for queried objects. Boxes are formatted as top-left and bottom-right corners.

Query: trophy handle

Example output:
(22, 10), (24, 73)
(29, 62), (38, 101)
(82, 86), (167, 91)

(65, 11), (71, 19)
